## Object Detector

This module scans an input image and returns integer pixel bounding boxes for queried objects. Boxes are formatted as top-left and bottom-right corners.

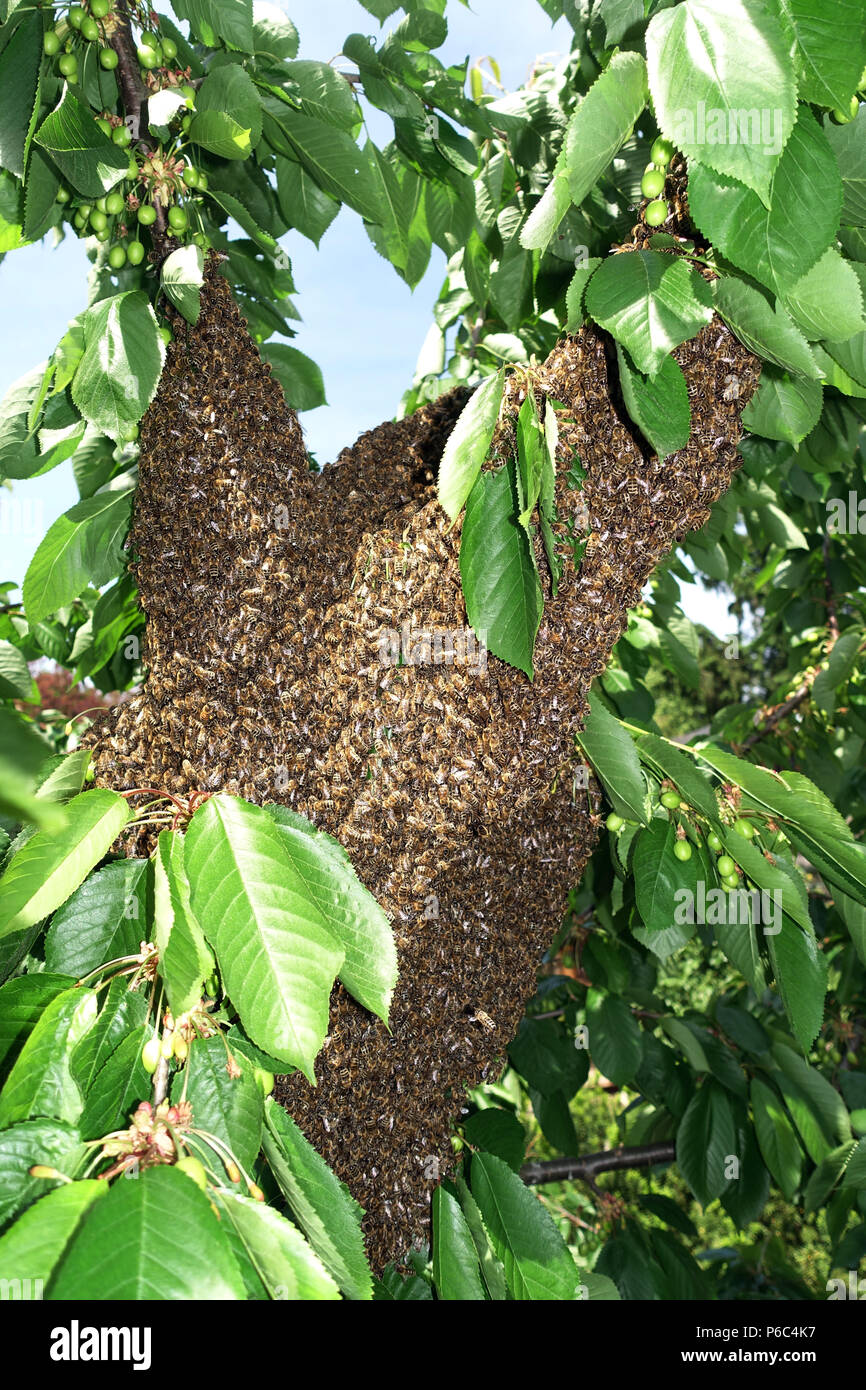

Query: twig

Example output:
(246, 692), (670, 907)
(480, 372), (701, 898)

(109, 0), (172, 260)
(520, 1141), (676, 1187)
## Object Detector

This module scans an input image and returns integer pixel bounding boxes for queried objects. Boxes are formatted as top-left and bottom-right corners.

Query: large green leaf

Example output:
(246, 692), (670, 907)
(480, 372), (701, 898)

(260, 343), (326, 412)
(0, 1181), (106, 1292)
(0, 639), (37, 702)
(48, 1165), (245, 1299)
(688, 109), (842, 296)
(0, 789), (131, 938)
(0, 706), (62, 831)
(576, 693), (649, 824)
(71, 292), (164, 441)
(824, 106), (866, 225)
(783, 249), (866, 343)
(275, 156), (339, 245)
(767, 918), (827, 1052)
(78, 1025), (151, 1140)
(646, 0), (796, 201)
(616, 347), (692, 456)
(23, 479), (134, 624)
(432, 1186), (486, 1300)
(0, 1121), (84, 1230)
(172, 1034), (263, 1176)
(152, 832), (213, 1017)
(190, 64), (262, 159)
(0, 9), (41, 179)
(171, 0), (254, 52)
(267, 108), (380, 222)
(34, 87), (129, 197)
(741, 366), (823, 445)
(262, 1101), (373, 1300)
(713, 276), (821, 378)
(0, 973), (74, 1084)
(470, 1153), (579, 1301)
(70, 975), (148, 1095)
(264, 807), (396, 1022)
(184, 794), (344, 1080)
(675, 1080), (737, 1206)
(585, 250), (714, 377)
(216, 1190), (339, 1300)
(751, 1076), (804, 1199)
(45, 858), (148, 978)
(564, 51), (648, 206)
(779, 0), (866, 109)
(633, 731), (721, 826)
(160, 244), (204, 327)
(437, 370), (503, 523)
(459, 462), (542, 679)
(633, 817), (701, 935)
(586, 989), (644, 1087)
(0, 987), (96, 1128)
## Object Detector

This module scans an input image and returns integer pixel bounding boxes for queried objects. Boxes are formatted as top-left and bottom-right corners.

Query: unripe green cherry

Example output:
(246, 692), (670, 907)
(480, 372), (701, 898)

(99, 46), (118, 69)
(651, 136), (675, 166)
(196, 170), (208, 190)
(161, 36), (177, 61)
(91, 0), (111, 17)
(95, 117), (112, 137)
(644, 199), (668, 227)
(606, 812), (625, 832)
(141, 1037), (160, 1073)
(68, 6), (84, 29)
(716, 854), (736, 877)
(137, 203), (156, 225)
(660, 789), (681, 809)
(733, 818), (756, 838)
(89, 207), (107, 231)
(58, 53), (78, 77)
(80, 15), (99, 42)
(254, 1068), (275, 1097)
(159, 325), (173, 345)
(182, 165), (199, 188)
(674, 840), (692, 861)
(108, 244), (126, 269)
(167, 205), (188, 232)
(641, 167), (665, 199)
(181, 114), (192, 132)
(723, 872), (740, 889)
(112, 123), (131, 148)
(176, 1155), (208, 1190)
(56, 186), (71, 204)
(73, 210), (86, 229)
(138, 44), (159, 69)
(105, 190), (125, 215)
(126, 239), (145, 265)
(95, 195), (107, 213)
(43, 30), (62, 55)
(140, 29), (159, 47)
(706, 831), (723, 853)
(95, 226), (109, 241)
(847, 1050), (859, 1066)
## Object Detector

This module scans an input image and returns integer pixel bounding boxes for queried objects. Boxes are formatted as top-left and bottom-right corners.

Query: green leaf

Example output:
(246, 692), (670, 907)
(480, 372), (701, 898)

(70, 975), (148, 1095)
(741, 366), (823, 445)
(515, 390), (544, 529)
(24, 148), (63, 243)
(688, 109), (842, 295)
(49, 1165), (245, 1299)
(471, 1153), (579, 1301)
(0, 1121), (84, 1231)
(585, 250), (714, 377)
(778, 0), (866, 109)
(0, 706), (62, 831)
(280, 59), (359, 130)
(646, 0), (796, 202)
(633, 817), (701, 936)
(0, 10), (41, 180)
(23, 480), (134, 625)
(0, 789), (130, 939)
(751, 1076), (803, 1199)
(71, 291), (164, 441)
(634, 731), (721, 826)
(508, 1018), (588, 1099)
(804, 1141), (857, 1213)
(363, 142), (430, 284)
(260, 343), (326, 412)
(564, 51), (648, 207)
(713, 276), (821, 378)
(767, 919), (827, 1052)
(45, 859), (147, 978)
(0, 363), (48, 481)
(204, 185), (277, 254)
(824, 106), (866, 225)
(586, 989), (644, 1087)
(275, 156), (339, 245)
(0, 638), (36, 701)
(0, 987), (95, 1128)
(437, 371), (503, 523)
(463, 1109), (526, 1172)
(576, 692), (649, 825)
(184, 794), (344, 1080)
(783, 248), (866, 343)
(267, 109), (380, 222)
(616, 347), (691, 457)
(432, 1186), (486, 1300)
(34, 87), (129, 198)
(565, 258), (602, 331)
(152, 832), (213, 1017)
(812, 629), (863, 714)
(772, 1044), (851, 1146)
(215, 1191), (339, 1300)
(172, 0), (254, 52)
(173, 1034), (263, 1175)
(0, 1181), (106, 1292)
(459, 461), (542, 679)
(190, 64), (262, 159)
(824, 328), (866, 390)
(0, 973), (74, 1084)
(161, 244), (204, 326)
(264, 807), (396, 1023)
(262, 1101), (373, 1300)
(252, 3), (298, 61)
(78, 1025), (150, 1139)
(676, 1080), (737, 1206)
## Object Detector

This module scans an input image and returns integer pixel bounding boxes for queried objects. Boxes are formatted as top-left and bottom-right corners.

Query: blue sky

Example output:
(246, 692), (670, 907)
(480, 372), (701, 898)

(0, 0), (735, 634)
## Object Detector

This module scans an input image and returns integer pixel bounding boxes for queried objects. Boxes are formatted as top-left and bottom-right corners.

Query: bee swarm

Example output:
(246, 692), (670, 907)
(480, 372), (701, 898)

(87, 191), (760, 1272)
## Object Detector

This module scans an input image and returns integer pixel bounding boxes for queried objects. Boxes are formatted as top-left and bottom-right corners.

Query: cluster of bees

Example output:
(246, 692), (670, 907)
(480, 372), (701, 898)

(87, 161), (761, 1272)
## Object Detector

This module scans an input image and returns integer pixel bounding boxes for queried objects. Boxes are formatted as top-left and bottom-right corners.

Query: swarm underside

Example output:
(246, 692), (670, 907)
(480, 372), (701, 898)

(88, 232), (760, 1270)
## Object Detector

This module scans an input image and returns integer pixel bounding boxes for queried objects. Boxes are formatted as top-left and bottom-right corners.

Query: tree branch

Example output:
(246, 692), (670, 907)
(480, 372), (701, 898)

(109, 0), (172, 261)
(520, 1141), (676, 1187)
